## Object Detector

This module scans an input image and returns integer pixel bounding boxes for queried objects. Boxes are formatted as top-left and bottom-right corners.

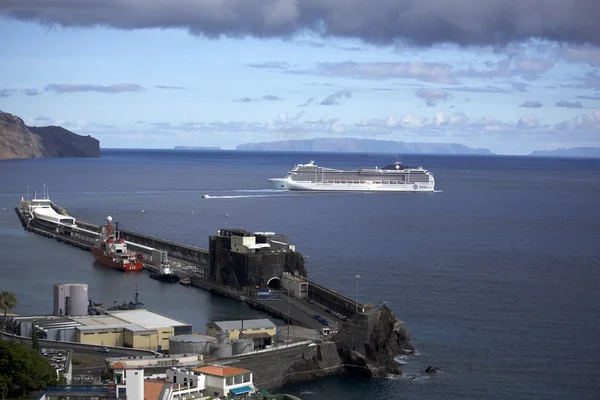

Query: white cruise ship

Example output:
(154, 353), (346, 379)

(268, 161), (435, 192)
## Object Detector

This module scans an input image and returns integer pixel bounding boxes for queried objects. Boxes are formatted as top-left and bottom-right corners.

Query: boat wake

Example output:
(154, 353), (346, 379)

(202, 194), (291, 199)
(434, 190), (443, 193)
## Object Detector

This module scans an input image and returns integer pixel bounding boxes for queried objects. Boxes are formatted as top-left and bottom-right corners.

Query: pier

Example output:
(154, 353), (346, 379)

(14, 198), (366, 333)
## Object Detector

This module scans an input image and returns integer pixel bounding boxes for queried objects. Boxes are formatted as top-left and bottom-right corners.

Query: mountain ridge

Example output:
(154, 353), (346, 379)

(236, 138), (493, 155)
(0, 111), (100, 160)
(529, 147), (600, 158)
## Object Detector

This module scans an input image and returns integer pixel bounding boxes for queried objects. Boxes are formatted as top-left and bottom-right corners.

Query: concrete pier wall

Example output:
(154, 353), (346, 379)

(119, 229), (209, 265)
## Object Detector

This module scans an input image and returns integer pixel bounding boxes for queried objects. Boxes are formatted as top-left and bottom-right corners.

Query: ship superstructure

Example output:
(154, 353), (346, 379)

(268, 161), (435, 192)
(91, 216), (143, 271)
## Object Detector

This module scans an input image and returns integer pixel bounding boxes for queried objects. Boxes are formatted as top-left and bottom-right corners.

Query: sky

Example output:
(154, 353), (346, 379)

(1, 0), (599, 155)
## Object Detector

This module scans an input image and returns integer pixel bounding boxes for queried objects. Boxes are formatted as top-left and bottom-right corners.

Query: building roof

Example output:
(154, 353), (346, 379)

(70, 315), (130, 326)
(144, 380), (167, 400)
(107, 309), (190, 329)
(209, 319), (276, 331)
(112, 361), (127, 370)
(193, 366), (250, 377)
(76, 324), (149, 332)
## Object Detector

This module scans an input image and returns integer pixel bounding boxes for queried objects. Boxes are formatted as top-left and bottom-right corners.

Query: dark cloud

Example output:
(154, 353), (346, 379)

(519, 101), (543, 108)
(415, 89), (452, 106)
(155, 85), (185, 90)
(23, 89), (41, 96)
(556, 100), (584, 108)
(45, 83), (145, 94)
(1, 1), (599, 46)
(320, 90), (352, 106)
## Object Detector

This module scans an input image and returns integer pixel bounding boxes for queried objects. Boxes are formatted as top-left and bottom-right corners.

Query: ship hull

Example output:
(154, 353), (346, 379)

(91, 246), (143, 271)
(149, 273), (179, 283)
(268, 178), (435, 192)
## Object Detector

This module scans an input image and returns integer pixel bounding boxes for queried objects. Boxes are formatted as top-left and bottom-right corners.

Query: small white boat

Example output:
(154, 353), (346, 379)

(202, 194), (210, 199)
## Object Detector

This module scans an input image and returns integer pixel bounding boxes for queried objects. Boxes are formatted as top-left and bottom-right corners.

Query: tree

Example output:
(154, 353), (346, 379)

(0, 291), (17, 340)
(31, 322), (39, 352)
(0, 341), (57, 398)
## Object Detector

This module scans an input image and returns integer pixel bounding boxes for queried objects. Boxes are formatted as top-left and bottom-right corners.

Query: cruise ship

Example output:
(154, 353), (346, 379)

(268, 161), (435, 192)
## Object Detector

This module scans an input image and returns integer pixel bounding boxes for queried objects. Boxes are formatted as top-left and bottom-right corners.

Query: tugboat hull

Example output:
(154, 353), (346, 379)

(149, 273), (179, 283)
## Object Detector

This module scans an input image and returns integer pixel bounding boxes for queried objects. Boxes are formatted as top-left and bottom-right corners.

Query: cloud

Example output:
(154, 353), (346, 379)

(415, 89), (452, 106)
(33, 116), (53, 122)
(576, 95), (600, 101)
(456, 57), (553, 81)
(444, 86), (508, 93)
(155, 85), (185, 90)
(45, 83), (145, 94)
(23, 89), (41, 96)
(1, 1), (600, 47)
(262, 95), (283, 101)
(317, 61), (457, 84)
(320, 90), (352, 106)
(511, 82), (529, 92)
(234, 94), (284, 102)
(0, 89), (13, 98)
(516, 114), (540, 129)
(556, 100), (584, 108)
(553, 110), (600, 130)
(559, 45), (600, 67)
(519, 101), (543, 108)
(298, 97), (315, 107)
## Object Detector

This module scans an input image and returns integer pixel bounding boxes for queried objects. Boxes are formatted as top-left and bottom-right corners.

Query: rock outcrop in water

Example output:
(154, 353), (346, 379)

(282, 304), (414, 386)
(0, 111), (100, 160)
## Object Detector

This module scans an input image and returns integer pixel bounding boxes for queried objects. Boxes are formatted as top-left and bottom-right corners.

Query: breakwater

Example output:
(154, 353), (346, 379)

(15, 199), (367, 330)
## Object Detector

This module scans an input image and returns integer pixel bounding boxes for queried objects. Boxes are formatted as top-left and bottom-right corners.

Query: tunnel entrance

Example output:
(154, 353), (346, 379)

(267, 277), (281, 290)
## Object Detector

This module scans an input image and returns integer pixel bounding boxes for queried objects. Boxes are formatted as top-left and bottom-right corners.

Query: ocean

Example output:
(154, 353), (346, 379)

(0, 150), (599, 399)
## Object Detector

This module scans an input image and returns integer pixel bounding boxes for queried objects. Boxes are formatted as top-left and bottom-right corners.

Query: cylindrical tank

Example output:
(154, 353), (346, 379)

(169, 334), (216, 355)
(67, 284), (88, 316)
(211, 343), (233, 359)
(216, 333), (230, 344)
(232, 339), (253, 355)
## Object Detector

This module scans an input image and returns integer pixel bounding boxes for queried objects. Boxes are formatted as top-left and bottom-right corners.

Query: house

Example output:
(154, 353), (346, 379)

(193, 366), (255, 398)
(206, 319), (276, 349)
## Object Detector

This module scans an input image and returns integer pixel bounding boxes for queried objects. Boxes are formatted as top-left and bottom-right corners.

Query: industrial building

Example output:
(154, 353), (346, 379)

(13, 310), (191, 352)
(281, 272), (308, 299)
(206, 319), (276, 349)
(53, 284), (88, 317)
(208, 228), (307, 290)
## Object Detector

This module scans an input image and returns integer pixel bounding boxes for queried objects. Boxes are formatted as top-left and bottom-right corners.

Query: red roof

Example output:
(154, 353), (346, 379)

(193, 366), (250, 377)
(112, 361), (127, 370)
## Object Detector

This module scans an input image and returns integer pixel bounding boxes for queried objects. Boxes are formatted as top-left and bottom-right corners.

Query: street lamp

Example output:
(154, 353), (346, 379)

(355, 275), (360, 313)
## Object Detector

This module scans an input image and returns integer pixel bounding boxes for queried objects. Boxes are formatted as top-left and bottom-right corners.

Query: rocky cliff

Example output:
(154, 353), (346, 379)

(0, 111), (100, 160)
(282, 304), (414, 386)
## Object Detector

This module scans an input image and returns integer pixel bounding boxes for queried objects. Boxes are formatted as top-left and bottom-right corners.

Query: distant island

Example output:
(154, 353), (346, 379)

(0, 111), (100, 160)
(236, 138), (493, 155)
(174, 146), (221, 151)
(529, 147), (600, 158)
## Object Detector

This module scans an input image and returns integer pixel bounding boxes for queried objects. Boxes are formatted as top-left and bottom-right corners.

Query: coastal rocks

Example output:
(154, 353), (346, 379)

(0, 111), (100, 160)
(281, 304), (414, 388)
(334, 304), (415, 378)
(425, 366), (440, 375)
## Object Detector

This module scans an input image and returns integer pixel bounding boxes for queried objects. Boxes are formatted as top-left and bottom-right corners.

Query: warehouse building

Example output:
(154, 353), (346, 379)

(13, 310), (191, 352)
(206, 319), (276, 349)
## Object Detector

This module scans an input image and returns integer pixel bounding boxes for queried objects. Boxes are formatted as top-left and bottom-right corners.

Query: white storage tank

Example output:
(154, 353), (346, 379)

(210, 343), (233, 359)
(169, 334), (216, 355)
(67, 284), (88, 316)
(216, 332), (230, 345)
(232, 339), (253, 355)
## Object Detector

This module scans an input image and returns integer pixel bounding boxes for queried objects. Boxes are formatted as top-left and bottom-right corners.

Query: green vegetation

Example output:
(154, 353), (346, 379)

(0, 341), (57, 399)
(0, 291), (17, 339)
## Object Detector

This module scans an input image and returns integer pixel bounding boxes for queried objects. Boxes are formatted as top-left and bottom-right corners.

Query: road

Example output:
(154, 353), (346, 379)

(258, 294), (344, 331)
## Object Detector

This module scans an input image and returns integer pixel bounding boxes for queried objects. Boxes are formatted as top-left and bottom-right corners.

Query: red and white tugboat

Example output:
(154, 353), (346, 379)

(91, 216), (143, 271)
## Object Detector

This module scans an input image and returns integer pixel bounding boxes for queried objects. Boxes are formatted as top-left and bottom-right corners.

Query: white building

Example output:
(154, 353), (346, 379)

(281, 272), (308, 299)
(166, 368), (206, 399)
(194, 365), (255, 398)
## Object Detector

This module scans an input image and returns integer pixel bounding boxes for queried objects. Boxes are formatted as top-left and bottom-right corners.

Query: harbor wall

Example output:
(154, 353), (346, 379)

(119, 229), (209, 265)
(305, 278), (365, 317)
